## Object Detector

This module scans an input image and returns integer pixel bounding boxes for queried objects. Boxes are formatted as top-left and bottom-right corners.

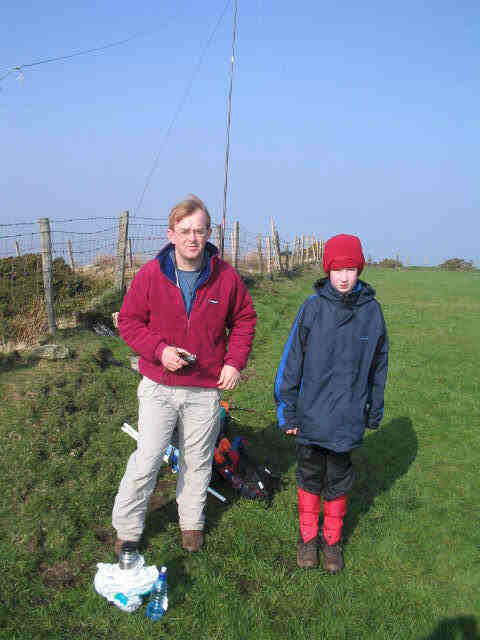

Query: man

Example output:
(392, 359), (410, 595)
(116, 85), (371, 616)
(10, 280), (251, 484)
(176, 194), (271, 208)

(112, 195), (256, 553)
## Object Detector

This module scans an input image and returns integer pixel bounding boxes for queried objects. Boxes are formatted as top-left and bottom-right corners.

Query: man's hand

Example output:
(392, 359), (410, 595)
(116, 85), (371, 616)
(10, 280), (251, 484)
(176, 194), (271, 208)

(217, 364), (240, 390)
(161, 346), (189, 372)
(285, 428), (298, 436)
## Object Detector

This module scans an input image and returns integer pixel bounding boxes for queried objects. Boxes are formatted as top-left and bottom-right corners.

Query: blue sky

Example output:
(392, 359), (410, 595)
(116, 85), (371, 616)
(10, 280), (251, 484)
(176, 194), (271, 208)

(1, 1), (479, 265)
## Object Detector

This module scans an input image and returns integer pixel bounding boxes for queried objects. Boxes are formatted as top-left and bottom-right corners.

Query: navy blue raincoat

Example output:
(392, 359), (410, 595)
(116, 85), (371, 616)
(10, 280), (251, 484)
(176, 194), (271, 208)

(274, 278), (389, 452)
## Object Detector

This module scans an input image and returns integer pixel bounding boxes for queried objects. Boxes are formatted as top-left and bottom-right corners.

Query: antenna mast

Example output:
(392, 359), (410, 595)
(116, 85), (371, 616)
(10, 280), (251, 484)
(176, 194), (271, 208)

(221, 0), (238, 257)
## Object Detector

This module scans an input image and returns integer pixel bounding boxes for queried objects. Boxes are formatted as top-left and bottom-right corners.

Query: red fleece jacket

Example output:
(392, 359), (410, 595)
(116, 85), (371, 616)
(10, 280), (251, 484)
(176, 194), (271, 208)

(118, 248), (256, 388)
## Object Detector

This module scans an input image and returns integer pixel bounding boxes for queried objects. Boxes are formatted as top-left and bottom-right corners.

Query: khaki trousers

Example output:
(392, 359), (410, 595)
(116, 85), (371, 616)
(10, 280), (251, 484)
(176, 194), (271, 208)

(112, 376), (222, 541)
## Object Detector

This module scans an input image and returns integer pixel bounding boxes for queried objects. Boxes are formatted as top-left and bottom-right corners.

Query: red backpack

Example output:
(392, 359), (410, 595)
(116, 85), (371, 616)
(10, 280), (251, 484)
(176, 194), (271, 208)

(213, 402), (282, 507)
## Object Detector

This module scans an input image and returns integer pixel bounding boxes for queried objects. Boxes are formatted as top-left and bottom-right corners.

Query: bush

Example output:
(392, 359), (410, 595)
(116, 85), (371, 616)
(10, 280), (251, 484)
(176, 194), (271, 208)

(377, 258), (403, 269)
(0, 254), (93, 344)
(439, 258), (475, 272)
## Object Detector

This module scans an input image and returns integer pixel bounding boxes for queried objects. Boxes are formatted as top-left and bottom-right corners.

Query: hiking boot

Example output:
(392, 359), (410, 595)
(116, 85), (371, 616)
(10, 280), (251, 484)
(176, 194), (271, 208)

(297, 535), (318, 568)
(181, 530), (204, 552)
(321, 534), (344, 574)
(114, 538), (137, 557)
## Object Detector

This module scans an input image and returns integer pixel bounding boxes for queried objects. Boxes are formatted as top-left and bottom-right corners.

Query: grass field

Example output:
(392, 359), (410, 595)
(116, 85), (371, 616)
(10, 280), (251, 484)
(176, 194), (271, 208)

(0, 267), (479, 639)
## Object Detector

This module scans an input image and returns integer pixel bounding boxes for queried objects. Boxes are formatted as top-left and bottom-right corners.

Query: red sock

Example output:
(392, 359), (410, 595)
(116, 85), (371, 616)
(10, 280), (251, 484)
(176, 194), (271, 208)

(298, 487), (322, 543)
(322, 494), (347, 545)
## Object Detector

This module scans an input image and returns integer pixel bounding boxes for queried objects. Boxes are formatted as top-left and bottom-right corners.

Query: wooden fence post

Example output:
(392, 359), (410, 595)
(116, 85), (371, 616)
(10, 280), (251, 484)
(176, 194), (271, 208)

(284, 242), (290, 272)
(266, 235), (272, 276)
(38, 217), (56, 335)
(67, 239), (75, 274)
(215, 224), (224, 258)
(15, 241), (20, 257)
(232, 221), (239, 270)
(128, 238), (134, 268)
(256, 235), (264, 274)
(270, 218), (283, 273)
(115, 211), (129, 292)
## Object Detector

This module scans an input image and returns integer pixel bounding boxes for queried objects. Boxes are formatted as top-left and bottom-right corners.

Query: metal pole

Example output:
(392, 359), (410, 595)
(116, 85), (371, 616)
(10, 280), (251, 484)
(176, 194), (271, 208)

(221, 0), (238, 257)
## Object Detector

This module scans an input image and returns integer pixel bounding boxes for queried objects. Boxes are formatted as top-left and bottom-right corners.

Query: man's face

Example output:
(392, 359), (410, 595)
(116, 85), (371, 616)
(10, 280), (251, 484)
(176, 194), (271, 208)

(329, 268), (358, 294)
(167, 209), (211, 264)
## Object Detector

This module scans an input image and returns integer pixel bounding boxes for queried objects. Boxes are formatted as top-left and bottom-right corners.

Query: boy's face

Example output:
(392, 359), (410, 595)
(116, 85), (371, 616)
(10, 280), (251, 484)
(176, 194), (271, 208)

(329, 268), (358, 294)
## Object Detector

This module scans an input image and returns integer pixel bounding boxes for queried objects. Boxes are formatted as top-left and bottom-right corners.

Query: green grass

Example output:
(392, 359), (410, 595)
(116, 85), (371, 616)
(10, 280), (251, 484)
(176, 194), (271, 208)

(1, 267), (479, 639)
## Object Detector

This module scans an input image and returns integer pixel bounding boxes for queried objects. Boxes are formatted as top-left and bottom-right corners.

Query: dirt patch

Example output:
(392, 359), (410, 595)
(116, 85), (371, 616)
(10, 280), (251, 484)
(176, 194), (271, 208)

(39, 561), (80, 588)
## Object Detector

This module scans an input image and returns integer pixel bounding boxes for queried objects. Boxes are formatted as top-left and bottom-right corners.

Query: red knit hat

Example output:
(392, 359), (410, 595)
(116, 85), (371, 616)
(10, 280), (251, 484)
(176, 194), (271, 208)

(323, 234), (365, 275)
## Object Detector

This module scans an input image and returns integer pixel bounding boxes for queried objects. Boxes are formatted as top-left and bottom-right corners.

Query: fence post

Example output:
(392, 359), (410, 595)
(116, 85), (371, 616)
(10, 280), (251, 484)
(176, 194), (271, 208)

(270, 218), (283, 273)
(115, 211), (129, 292)
(38, 218), (56, 335)
(128, 238), (134, 268)
(215, 224), (224, 258)
(291, 236), (298, 267)
(256, 235), (264, 275)
(284, 242), (290, 272)
(232, 221), (239, 270)
(266, 235), (272, 276)
(15, 241), (20, 257)
(67, 240), (75, 274)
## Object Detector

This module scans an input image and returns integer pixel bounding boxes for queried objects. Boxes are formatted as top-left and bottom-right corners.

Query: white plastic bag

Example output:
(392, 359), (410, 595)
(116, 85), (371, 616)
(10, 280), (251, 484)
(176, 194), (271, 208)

(94, 555), (159, 613)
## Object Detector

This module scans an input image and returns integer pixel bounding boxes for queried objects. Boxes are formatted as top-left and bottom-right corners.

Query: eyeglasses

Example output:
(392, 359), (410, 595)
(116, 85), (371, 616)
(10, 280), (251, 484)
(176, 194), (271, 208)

(175, 228), (208, 238)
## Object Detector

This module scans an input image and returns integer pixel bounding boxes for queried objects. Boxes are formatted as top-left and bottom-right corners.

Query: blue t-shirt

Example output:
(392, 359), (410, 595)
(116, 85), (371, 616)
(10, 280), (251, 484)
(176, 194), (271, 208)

(177, 268), (200, 316)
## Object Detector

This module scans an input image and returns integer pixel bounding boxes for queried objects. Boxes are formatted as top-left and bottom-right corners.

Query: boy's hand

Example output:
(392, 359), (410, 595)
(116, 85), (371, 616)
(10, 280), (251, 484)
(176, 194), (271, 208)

(285, 428), (298, 436)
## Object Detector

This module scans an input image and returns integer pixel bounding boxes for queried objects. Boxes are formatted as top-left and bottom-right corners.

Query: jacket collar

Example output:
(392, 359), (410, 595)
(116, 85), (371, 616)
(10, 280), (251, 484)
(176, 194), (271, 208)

(314, 277), (375, 307)
(156, 241), (218, 286)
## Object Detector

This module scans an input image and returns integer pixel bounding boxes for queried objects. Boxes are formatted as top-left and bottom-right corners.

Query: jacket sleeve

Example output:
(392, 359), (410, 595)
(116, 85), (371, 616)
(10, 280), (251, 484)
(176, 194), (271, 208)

(223, 274), (257, 371)
(117, 267), (168, 363)
(367, 314), (389, 429)
(274, 301), (310, 431)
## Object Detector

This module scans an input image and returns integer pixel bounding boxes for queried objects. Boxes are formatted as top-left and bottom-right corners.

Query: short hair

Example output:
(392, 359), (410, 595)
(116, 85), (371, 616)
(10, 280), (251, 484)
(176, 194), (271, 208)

(168, 195), (211, 230)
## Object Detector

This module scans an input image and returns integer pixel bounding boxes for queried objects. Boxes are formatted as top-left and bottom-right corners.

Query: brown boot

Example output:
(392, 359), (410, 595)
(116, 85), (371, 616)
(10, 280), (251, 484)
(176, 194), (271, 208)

(181, 530), (204, 552)
(321, 534), (344, 574)
(297, 535), (318, 568)
(114, 538), (137, 557)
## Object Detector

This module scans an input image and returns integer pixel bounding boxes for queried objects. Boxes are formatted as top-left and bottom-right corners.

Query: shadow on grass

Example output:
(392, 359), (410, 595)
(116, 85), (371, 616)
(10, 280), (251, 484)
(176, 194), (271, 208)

(422, 615), (478, 640)
(345, 416), (417, 542)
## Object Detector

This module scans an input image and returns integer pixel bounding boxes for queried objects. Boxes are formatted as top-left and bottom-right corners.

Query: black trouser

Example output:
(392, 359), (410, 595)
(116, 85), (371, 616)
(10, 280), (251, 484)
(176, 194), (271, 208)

(296, 444), (355, 501)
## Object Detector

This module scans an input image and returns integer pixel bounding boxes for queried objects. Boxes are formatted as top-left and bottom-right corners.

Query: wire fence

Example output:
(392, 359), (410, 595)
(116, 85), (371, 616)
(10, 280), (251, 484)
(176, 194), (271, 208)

(0, 213), (323, 347)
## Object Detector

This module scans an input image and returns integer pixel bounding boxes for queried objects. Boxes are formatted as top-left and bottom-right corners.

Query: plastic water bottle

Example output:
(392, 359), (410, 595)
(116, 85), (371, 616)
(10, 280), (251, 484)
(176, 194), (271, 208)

(145, 566), (168, 621)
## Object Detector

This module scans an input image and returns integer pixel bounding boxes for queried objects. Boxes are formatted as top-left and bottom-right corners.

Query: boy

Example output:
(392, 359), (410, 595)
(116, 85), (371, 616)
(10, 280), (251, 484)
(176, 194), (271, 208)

(274, 234), (389, 573)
